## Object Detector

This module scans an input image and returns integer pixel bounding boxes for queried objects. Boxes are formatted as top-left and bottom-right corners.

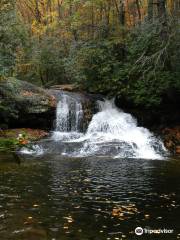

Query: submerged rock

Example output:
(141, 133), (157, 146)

(0, 78), (56, 130)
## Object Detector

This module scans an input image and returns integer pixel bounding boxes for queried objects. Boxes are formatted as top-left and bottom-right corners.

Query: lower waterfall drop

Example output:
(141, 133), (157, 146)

(51, 97), (167, 159)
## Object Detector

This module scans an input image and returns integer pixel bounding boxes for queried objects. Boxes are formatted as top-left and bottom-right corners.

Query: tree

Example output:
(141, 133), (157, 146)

(0, 0), (24, 79)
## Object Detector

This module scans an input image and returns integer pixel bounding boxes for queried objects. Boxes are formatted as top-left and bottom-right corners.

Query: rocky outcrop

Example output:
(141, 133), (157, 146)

(0, 78), (56, 130)
(162, 127), (180, 155)
(0, 78), (104, 131)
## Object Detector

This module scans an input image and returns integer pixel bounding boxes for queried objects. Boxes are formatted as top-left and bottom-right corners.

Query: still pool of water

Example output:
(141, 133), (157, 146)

(0, 154), (180, 240)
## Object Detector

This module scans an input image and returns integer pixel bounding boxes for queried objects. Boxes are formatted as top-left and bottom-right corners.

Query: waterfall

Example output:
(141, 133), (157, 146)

(52, 93), (84, 141)
(55, 94), (83, 132)
(51, 96), (167, 159)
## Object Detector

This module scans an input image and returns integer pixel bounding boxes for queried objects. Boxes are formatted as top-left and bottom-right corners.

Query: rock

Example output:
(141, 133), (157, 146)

(162, 127), (180, 154)
(50, 84), (78, 91)
(0, 78), (56, 130)
(176, 146), (180, 154)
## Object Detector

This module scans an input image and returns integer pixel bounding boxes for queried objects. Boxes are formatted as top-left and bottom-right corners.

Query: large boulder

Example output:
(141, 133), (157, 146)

(0, 78), (56, 130)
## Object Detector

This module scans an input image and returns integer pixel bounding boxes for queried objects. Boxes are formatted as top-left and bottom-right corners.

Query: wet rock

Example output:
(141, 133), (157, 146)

(162, 127), (180, 154)
(0, 78), (56, 130)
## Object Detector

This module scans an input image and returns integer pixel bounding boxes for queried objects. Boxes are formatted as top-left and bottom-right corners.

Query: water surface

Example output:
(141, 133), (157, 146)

(0, 154), (180, 240)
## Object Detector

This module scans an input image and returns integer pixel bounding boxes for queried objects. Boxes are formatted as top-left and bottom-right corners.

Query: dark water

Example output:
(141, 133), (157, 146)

(0, 154), (180, 240)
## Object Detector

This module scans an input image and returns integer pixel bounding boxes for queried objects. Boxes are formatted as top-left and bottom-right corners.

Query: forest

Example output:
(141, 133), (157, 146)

(0, 0), (179, 108)
(1, 1), (180, 240)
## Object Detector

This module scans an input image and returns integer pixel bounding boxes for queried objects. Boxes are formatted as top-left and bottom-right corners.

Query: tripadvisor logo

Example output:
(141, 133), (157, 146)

(135, 227), (174, 235)
(135, 227), (143, 235)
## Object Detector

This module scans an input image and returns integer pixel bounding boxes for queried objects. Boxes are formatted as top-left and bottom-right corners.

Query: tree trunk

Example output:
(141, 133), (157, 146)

(57, 0), (63, 19)
(119, 0), (125, 26)
(147, 0), (154, 21)
(157, 0), (166, 20)
(135, 0), (141, 21)
(34, 0), (41, 23)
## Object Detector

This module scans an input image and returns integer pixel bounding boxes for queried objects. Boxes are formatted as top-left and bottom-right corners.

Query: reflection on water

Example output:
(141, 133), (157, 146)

(0, 154), (180, 240)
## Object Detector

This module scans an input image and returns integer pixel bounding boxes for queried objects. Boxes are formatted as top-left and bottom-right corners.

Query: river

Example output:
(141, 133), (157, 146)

(0, 154), (180, 240)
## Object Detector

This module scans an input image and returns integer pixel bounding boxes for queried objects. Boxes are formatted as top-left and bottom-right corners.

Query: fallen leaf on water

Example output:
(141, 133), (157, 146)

(68, 219), (73, 223)
(33, 204), (39, 207)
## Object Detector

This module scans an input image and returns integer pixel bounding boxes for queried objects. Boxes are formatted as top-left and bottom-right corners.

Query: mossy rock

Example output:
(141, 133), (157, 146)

(0, 78), (56, 129)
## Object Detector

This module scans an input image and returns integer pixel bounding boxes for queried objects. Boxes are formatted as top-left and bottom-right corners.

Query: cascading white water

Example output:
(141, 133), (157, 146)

(51, 96), (167, 159)
(56, 94), (69, 131)
(56, 94), (83, 132)
(52, 94), (84, 141)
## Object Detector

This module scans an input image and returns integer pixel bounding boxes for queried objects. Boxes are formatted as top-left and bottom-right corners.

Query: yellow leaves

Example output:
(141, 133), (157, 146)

(112, 204), (139, 220)
(31, 20), (45, 36)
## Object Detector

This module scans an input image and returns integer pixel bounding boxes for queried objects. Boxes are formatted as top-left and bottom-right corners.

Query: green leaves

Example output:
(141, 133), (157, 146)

(0, 0), (24, 78)
(66, 40), (128, 94)
(0, 138), (19, 152)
